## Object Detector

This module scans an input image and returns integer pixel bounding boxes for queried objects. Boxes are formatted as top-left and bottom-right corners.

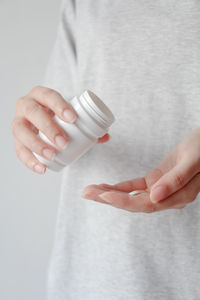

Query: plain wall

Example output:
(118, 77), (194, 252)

(0, 1), (61, 299)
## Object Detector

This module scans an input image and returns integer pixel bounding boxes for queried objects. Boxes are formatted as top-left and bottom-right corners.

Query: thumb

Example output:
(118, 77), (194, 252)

(150, 159), (198, 203)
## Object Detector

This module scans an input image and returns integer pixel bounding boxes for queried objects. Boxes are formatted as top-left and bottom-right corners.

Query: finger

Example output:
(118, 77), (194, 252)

(86, 188), (186, 213)
(83, 173), (200, 212)
(18, 98), (69, 150)
(144, 167), (164, 189)
(82, 184), (150, 212)
(82, 184), (115, 204)
(29, 122), (39, 134)
(43, 106), (55, 117)
(99, 177), (147, 193)
(97, 133), (110, 143)
(13, 117), (57, 160)
(27, 86), (77, 123)
(36, 101), (55, 117)
(83, 186), (161, 212)
(14, 138), (46, 174)
(150, 154), (200, 203)
(150, 171), (200, 211)
(98, 190), (152, 212)
(95, 187), (186, 213)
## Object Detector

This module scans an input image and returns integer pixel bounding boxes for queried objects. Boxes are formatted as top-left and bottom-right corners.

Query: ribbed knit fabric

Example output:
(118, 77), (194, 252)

(43, 1), (200, 299)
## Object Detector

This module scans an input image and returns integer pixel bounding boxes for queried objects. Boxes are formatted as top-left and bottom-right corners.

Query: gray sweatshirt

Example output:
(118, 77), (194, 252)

(43, 1), (200, 299)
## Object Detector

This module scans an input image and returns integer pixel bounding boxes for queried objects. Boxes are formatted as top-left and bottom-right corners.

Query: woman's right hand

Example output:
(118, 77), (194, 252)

(11, 86), (78, 174)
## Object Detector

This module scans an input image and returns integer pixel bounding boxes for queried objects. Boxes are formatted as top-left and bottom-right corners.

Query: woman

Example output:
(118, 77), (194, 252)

(12, 1), (200, 299)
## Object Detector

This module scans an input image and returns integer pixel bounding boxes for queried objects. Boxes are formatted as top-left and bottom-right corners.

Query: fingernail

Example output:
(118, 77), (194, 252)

(63, 109), (77, 123)
(55, 135), (68, 149)
(150, 186), (166, 203)
(42, 148), (56, 160)
(34, 164), (46, 174)
(99, 192), (113, 203)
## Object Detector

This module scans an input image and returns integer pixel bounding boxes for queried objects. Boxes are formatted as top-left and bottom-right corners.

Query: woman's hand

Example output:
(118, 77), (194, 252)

(82, 128), (200, 213)
(12, 86), (109, 174)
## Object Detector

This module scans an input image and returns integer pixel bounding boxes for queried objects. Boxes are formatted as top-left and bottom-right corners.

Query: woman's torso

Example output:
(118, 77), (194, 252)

(45, 1), (200, 299)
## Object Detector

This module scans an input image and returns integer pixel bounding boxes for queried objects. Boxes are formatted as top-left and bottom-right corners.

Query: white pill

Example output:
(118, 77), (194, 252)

(129, 190), (144, 196)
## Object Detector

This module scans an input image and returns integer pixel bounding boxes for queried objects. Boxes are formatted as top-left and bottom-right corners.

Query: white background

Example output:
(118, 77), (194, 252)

(0, 1), (62, 299)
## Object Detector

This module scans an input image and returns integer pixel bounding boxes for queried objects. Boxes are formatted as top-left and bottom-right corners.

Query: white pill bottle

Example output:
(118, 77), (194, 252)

(33, 90), (115, 172)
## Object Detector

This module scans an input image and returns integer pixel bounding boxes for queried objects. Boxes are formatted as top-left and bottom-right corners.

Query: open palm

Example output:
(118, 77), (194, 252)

(82, 128), (200, 213)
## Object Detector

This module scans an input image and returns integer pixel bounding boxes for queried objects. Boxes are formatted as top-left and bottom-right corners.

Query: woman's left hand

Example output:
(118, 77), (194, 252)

(82, 128), (200, 213)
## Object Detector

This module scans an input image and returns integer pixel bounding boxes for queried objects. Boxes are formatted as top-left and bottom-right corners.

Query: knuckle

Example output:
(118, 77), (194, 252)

(43, 89), (64, 112)
(43, 119), (57, 137)
(174, 172), (185, 189)
(55, 100), (65, 114)
(25, 101), (40, 118)
(43, 87), (58, 99)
